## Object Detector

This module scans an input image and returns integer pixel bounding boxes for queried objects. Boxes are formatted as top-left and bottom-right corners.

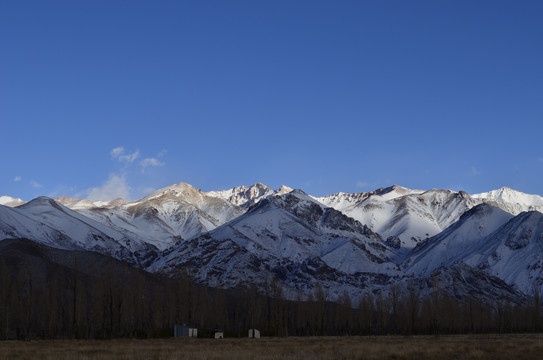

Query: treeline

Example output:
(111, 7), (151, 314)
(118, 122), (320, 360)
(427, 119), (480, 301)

(0, 239), (542, 339)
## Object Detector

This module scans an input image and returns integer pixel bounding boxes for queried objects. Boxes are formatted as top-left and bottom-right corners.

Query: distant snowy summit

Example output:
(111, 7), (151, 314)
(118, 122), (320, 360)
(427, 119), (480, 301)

(206, 182), (293, 207)
(3, 183), (543, 248)
(0, 195), (26, 207)
(472, 186), (543, 214)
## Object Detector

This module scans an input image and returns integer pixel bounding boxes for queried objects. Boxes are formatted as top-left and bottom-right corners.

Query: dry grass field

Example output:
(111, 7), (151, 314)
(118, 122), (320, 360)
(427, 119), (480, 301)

(0, 334), (542, 360)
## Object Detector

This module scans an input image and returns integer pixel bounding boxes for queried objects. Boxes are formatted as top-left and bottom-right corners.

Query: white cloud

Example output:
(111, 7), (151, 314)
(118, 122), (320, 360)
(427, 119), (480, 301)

(13, 176), (21, 182)
(86, 174), (131, 201)
(110, 146), (139, 163)
(141, 158), (165, 168)
(111, 147), (125, 158)
(120, 151), (139, 163)
(158, 148), (168, 157)
(30, 180), (43, 188)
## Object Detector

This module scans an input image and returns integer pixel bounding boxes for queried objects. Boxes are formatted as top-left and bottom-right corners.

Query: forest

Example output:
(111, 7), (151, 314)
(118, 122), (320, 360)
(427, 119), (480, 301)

(0, 238), (542, 340)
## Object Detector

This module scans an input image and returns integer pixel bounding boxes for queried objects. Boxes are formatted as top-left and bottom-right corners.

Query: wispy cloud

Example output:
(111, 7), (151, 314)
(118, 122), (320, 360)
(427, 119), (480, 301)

(111, 147), (124, 158)
(538, 158), (543, 163)
(82, 148), (168, 200)
(110, 146), (139, 163)
(86, 174), (131, 201)
(121, 151), (139, 163)
(13, 176), (21, 182)
(30, 180), (43, 188)
(141, 158), (165, 169)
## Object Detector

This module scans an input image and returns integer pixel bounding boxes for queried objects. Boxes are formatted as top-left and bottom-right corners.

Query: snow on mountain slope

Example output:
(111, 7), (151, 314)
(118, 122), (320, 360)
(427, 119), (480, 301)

(316, 187), (477, 250)
(0, 198), (156, 264)
(93, 198), (128, 208)
(134, 182), (244, 226)
(473, 187), (543, 215)
(153, 189), (401, 299)
(3, 181), (543, 301)
(0, 202), (68, 245)
(206, 183), (293, 208)
(0, 195), (26, 207)
(404, 206), (543, 294)
(78, 182), (245, 250)
(55, 196), (127, 209)
(314, 185), (424, 211)
(403, 204), (514, 276)
(55, 196), (98, 210)
(472, 211), (543, 293)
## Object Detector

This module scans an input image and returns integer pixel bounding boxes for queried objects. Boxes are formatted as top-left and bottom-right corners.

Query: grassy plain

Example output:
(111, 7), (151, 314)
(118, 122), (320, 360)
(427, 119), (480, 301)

(0, 334), (542, 360)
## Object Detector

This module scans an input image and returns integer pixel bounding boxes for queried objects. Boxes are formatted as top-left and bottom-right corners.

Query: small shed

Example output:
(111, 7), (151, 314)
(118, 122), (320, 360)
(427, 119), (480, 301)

(174, 325), (198, 338)
(214, 331), (224, 339)
(248, 329), (260, 339)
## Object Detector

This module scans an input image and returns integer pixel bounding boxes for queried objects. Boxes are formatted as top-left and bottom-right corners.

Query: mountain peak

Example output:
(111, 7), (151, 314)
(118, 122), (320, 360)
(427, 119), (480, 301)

(205, 182), (276, 208)
(93, 197), (128, 208)
(372, 185), (424, 201)
(473, 187), (543, 208)
(19, 196), (65, 211)
(263, 188), (324, 213)
(140, 182), (198, 202)
(55, 196), (97, 210)
(277, 185), (294, 194)
(0, 195), (26, 207)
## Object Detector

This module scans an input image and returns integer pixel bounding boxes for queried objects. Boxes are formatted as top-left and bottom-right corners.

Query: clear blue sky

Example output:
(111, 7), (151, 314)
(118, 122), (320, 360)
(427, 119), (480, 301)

(1, 1), (542, 201)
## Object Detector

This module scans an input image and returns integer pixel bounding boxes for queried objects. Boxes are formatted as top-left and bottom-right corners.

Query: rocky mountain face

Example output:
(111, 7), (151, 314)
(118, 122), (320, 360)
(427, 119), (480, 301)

(77, 182), (245, 250)
(314, 186), (543, 251)
(206, 183), (293, 208)
(404, 205), (543, 295)
(1, 182), (543, 303)
(315, 186), (479, 250)
(153, 190), (401, 300)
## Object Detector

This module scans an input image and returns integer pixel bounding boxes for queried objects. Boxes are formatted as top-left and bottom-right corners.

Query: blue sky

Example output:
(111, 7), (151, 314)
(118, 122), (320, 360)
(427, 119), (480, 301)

(1, 1), (542, 201)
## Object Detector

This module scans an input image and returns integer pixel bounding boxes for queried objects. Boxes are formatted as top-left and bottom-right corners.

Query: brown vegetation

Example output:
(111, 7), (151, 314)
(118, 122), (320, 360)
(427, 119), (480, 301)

(1, 335), (543, 360)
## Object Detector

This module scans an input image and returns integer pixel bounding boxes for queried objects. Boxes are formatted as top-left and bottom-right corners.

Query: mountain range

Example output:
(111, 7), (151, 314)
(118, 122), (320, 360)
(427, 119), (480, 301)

(1, 182), (543, 303)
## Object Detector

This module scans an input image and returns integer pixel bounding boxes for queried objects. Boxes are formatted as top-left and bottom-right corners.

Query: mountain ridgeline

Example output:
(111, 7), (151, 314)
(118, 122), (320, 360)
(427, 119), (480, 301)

(2, 182), (543, 337)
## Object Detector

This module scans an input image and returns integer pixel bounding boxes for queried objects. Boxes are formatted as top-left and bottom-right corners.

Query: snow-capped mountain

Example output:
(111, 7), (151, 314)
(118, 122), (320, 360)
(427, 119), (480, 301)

(77, 182), (245, 250)
(1, 182), (543, 302)
(154, 189), (401, 299)
(0, 195), (26, 207)
(314, 186), (543, 252)
(315, 185), (424, 210)
(206, 182), (293, 208)
(404, 204), (543, 294)
(473, 186), (543, 215)
(55, 196), (101, 210)
(54, 196), (128, 210)
(479, 211), (543, 293)
(0, 197), (156, 264)
(403, 204), (514, 275)
(315, 186), (478, 250)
